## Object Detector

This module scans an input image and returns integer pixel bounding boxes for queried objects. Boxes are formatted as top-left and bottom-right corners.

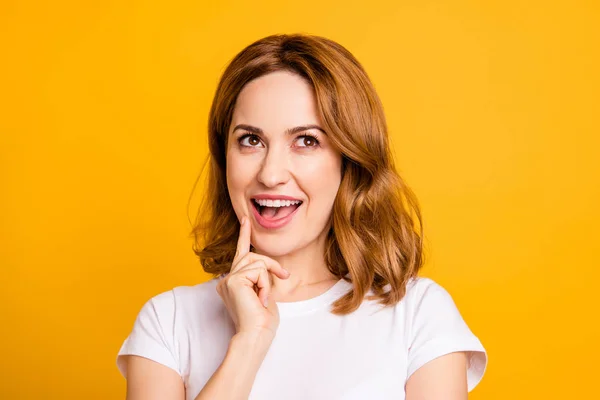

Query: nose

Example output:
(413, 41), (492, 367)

(256, 147), (291, 188)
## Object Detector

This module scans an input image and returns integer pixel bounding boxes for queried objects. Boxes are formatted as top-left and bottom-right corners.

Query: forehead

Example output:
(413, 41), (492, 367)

(230, 71), (322, 132)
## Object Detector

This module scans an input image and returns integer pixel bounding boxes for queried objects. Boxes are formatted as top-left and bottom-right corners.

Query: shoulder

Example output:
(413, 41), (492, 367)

(405, 276), (447, 296)
(400, 276), (472, 330)
(401, 276), (454, 311)
(146, 277), (222, 319)
(116, 277), (226, 378)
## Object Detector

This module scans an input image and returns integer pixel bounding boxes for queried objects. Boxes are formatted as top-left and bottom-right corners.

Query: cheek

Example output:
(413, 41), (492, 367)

(226, 153), (251, 202)
(295, 154), (342, 199)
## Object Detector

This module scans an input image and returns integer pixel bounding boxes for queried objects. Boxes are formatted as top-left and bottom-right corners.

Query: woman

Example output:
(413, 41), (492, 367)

(116, 33), (487, 399)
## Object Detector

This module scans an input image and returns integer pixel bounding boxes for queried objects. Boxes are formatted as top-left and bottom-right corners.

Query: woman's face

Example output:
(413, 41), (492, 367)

(226, 70), (342, 257)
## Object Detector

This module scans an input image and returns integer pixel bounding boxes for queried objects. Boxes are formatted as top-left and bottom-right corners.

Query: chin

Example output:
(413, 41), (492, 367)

(252, 244), (295, 258)
(251, 237), (304, 258)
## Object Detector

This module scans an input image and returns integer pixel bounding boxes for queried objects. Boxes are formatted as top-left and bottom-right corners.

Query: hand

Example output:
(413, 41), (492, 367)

(215, 216), (291, 338)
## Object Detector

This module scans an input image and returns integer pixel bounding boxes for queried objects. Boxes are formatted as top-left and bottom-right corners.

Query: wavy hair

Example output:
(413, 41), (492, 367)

(189, 33), (424, 315)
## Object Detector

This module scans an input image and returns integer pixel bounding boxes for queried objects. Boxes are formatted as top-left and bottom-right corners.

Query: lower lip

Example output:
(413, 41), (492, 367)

(251, 201), (302, 230)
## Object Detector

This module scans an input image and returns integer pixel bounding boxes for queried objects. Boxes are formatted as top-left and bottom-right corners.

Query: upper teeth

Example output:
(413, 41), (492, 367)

(255, 199), (302, 207)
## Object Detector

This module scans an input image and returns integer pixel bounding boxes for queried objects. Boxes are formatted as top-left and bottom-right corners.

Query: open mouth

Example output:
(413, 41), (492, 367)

(251, 199), (303, 221)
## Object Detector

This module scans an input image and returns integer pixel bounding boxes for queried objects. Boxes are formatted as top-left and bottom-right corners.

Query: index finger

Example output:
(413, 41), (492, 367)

(233, 216), (251, 264)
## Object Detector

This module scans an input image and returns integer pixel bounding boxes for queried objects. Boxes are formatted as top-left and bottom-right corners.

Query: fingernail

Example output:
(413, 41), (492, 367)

(263, 296), (269, 308)
(284, 269), (290, 276)
(241, 217), (246, 226)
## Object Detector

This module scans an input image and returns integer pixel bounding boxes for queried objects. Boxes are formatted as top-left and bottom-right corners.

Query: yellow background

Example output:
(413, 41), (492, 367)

(1, 0), (598, 398)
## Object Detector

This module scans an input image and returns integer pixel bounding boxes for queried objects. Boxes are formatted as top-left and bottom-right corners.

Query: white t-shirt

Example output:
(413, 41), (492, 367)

(116, 276), (487, 399)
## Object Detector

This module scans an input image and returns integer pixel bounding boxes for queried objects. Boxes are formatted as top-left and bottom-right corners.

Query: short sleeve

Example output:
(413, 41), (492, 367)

(406, 279), (487, 392)
(116, 290), (181, 379)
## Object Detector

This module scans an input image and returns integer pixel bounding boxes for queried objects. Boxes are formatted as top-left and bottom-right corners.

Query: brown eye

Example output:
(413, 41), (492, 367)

(239, 134), (263, 147)
(297, 135), (320, 148)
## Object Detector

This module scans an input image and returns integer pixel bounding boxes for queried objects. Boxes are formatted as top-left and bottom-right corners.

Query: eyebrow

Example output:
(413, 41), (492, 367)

(231, 124), (326, 136)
